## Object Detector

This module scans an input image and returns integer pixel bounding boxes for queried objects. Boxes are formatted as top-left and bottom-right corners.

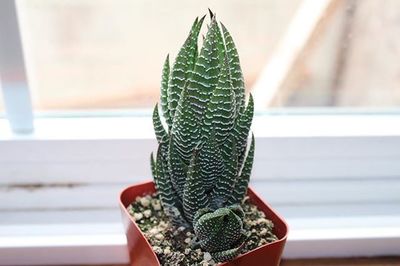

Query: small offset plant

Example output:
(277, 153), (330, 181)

(151, 10), (254, 263)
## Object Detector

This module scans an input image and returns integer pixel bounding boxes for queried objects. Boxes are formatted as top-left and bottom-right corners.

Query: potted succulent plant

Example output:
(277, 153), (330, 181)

(119, 10), (288, 266)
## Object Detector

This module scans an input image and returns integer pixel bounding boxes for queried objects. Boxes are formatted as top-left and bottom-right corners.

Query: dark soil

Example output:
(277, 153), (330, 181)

(127, 194), (278, 266)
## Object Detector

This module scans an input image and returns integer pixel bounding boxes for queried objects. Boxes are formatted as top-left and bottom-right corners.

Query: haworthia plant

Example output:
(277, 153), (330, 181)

(151, 11), (255, 263)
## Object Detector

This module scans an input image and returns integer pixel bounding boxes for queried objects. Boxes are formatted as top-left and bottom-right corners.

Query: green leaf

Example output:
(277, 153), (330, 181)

(208, 8), (214, 20)
(193, 206), (245, 255)
(160, 54), (171, 128)
(168, 16), (205, 124)
(168, 136), (188, 198)
(198, 131), (225, 192)
(154, 144), (176, 207)
(233, 94), (254, 169)
(152, 104), (170, 178)
(228, 133), (255, 205)
(211, 242), (245, 263)
(203, 55), (236, 144)
(183, 150), (209, 223)
(215, 20), (228, 70)
(170, 88), (200, 163)
(152, 104), (168, 144)
(150, 152), (156, 181)
(211, 136), (238, 207)
(185, 17), (220, 121)
(221, 23), (245, 114)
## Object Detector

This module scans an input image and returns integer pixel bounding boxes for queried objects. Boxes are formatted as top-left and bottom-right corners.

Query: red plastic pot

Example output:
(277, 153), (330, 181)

(119, 181), (288, 266)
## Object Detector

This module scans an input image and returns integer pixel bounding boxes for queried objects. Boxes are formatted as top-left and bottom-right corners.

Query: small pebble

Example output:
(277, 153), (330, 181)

(152, 200), (162, 210)
(155, 233), (164, 240)
(164, 247), (171, 255)
(256, 218), (268, 224)
(143, 209), (152, 218)
(184, 248), (191, 255)
(140, 197), (150, 207)
(178, 226), (186, 232)
(152, 246), (162, 253)
(133, 213), (143, 221)
(203, 252), (212, 261)
(184, 238), (191, 244)
(159, 221), (168, 228)
(260, 228), (267, 236)
(149, 228), (158, 235)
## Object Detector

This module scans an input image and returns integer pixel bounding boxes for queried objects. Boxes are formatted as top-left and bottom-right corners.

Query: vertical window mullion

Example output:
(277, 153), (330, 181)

(0, 0), (33, 133)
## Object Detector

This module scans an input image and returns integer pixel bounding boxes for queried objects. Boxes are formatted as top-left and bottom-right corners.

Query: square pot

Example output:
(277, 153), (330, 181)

(119, 181), (288, 266)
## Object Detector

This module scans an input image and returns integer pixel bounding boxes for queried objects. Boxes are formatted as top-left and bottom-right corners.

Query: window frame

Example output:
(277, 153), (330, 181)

(0, 0), (33, 133)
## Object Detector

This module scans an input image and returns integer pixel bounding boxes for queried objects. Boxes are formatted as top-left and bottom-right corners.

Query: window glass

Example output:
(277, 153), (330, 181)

(260, 0), (400, 108)
(16, 0), (300, 110)
(14, 0), (400, 111)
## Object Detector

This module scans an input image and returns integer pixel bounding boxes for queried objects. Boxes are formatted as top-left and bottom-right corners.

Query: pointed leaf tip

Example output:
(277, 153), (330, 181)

(208, 8), (214, 19)
(220, 22), (227, 32)
(248, 93), (254, 105)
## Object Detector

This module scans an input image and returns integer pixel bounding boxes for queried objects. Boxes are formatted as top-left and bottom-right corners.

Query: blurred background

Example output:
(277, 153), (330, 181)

(1, 0), (399, 112)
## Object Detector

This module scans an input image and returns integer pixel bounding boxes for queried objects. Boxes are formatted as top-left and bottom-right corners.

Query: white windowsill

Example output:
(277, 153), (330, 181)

(1, 215), (400, 265)
(1, 112), (400, 140)
(1, 113), (400, 264)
